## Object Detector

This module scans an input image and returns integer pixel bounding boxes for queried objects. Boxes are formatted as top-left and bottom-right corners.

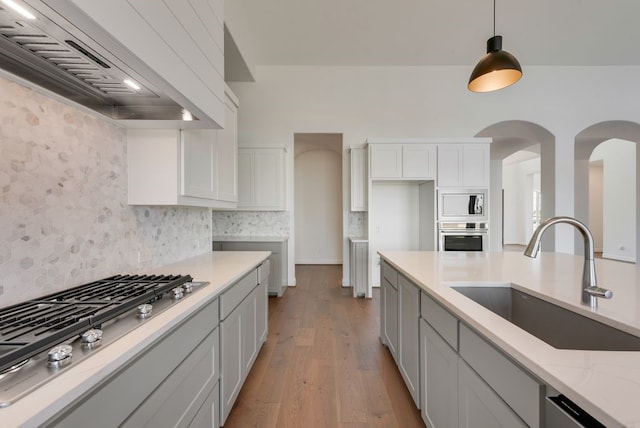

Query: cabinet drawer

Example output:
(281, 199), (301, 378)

(421, 292), (458, 350)
(122, 328), (219, 427)
(220, 269), (258, 320)
(459, 324), (543, 428)
(381, 260), (398, 289)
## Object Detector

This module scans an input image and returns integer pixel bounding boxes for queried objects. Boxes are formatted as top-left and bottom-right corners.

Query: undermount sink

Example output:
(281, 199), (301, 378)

(450, 284), (640, 351)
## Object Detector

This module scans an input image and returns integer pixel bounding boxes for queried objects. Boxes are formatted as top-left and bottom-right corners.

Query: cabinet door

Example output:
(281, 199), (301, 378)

(398, 275), (420, 406)
(181, 130), (217, 199)
(437, 145), (463, 187)
(350, 148), (367, 211)
(420, 320), (458, 428)
(382, 278), (398, 363)
(256, 281), (268, 345)
(403, 144), (436, 179)
(352, 241), (368, 297)
(370, 144), (402, 178)
(438, 144), (490, 188)
(461, 144), (489, 187)
(216, 95), (238, 202)
(220, 306), (243, 424)
(458, 359), (527, 428)
(242, 287), (259, 374)
(237, 149), (285, 210)
(254, 149), (285, 209)
(237, 150), (254, 207)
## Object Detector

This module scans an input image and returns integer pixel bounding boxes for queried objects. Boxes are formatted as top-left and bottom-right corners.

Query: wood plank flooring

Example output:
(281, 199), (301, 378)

(223, 264), (424, 428)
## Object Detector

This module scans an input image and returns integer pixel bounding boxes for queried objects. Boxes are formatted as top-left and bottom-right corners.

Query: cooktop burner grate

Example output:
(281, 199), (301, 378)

(0, 274), (192, 374)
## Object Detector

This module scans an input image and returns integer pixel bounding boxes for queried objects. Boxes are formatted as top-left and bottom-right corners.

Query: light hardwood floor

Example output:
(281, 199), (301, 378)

(223, 264), (424, 428)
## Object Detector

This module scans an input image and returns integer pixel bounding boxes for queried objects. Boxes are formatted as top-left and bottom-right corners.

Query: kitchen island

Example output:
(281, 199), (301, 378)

(379, 250), (640, 428)
(1, 251), (269, 428)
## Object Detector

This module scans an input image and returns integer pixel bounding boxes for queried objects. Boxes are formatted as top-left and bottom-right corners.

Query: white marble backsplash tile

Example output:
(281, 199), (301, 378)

(212, 211), (290, 237)
(348, 211), (367, 238)
(0, 77), (212, 308)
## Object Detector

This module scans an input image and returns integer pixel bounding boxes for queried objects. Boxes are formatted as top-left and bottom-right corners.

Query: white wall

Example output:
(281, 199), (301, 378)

(229, 65), (640, 283)
(589, 161), (604, 251)
(591, 140), (636, 262)
(294, 149), (342, 264)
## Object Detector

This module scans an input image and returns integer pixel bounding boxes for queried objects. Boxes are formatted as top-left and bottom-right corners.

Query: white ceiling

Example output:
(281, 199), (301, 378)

(233, 0), (640, 67)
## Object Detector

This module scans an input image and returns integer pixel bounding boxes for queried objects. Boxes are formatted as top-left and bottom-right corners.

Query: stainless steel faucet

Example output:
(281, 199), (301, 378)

(524, 216), (612, 308)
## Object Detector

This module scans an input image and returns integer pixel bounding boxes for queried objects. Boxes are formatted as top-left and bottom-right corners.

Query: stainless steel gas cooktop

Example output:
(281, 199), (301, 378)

(0, 274), (208, 407)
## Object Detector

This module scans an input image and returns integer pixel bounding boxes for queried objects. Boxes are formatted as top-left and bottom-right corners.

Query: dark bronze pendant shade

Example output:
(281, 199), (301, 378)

(468, 35), (522, 92)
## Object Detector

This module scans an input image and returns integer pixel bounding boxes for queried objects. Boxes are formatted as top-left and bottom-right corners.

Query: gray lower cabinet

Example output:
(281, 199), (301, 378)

(213, 239), (288, 296)
(45, 298), (220, 428)
(349, 239), (368, 297)
(220, 265), (269, 425)
(398, 275), (420, 406)
(458, 359), (527, 428)
(420, 289), (543, 428)
(420, 319), (458, 428)
(381, 259), (547, 428)
(221, 301), (243, 424)
(382, 277), (398, 362)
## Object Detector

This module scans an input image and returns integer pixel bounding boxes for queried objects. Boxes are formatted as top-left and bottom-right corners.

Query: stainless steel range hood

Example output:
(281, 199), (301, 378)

(0, 1), (208, 125)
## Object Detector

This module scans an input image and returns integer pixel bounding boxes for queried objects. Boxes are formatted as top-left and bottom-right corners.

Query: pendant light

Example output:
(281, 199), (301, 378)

(468, 0), (522, 92)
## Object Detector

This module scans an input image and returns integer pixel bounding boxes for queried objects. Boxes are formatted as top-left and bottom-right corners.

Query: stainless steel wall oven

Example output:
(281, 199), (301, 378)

(438, 222), (488, 252)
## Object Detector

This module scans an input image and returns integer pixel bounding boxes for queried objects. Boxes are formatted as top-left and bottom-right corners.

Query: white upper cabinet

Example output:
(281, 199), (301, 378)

(370, 144), (403, 178)
(181, 129), (218, 200)
(128, 87), (238, 208)
(64, 0), (225, 127)
(437, 143), (490, 188)
(403, 144), (436, 179)
(369, 143), (436, 180)
(237, 148), (286, 211)
(350, 148), (367, 211)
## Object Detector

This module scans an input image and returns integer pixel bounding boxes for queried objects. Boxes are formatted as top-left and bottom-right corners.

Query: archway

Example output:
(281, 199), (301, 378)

(476, 121), (556, 251)
(574, 121), (640, 263)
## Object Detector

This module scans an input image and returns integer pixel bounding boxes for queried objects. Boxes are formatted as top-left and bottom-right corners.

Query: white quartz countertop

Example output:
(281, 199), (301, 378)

(379, 250), (640, 428)
(213, 235), (288, 242)
(2, 251), (270, 428)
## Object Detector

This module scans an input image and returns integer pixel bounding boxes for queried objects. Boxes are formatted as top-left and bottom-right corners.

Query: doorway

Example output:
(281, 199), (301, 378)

(501, 148), (541, 249)
(588, 139), (636, 262)
(293, 133), (343, 264)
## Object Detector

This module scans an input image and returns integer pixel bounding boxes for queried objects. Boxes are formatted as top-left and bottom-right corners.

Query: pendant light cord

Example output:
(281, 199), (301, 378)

(493, 0), (496, 36)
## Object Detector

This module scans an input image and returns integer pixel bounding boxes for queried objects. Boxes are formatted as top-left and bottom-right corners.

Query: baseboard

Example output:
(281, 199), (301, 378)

(295, 259), (342, 265)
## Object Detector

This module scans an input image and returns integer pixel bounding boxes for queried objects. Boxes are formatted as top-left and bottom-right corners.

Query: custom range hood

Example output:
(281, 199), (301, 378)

(0, 0), (217, 127)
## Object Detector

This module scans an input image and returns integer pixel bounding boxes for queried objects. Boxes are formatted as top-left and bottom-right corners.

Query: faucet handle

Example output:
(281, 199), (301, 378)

(585, 286), (613, 299)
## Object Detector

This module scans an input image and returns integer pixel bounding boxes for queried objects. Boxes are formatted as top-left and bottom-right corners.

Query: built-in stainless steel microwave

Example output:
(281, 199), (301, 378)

(438, 189), (487, 222)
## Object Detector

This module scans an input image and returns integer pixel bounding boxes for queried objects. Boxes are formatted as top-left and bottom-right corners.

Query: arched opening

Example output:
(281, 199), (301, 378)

(476, 121), (556, 251)
(294, 133), (343, 265)
(574, 121), (640, 263)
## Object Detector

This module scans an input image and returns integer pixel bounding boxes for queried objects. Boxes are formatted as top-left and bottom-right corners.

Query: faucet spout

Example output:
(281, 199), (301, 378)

(524, 216), (612, 308)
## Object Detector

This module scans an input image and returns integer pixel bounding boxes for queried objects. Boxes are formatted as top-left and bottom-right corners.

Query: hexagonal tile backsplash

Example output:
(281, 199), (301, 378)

(0, 77), (212, 307)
